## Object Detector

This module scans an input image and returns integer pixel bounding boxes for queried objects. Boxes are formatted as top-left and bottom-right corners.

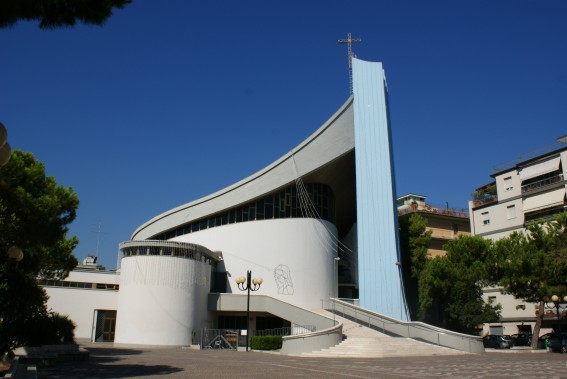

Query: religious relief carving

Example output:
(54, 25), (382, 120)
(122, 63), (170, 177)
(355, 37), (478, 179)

(274, 264), (294, 295)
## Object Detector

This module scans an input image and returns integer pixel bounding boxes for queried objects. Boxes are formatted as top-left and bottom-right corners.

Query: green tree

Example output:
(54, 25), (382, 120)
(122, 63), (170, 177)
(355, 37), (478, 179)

(490, 213), (567, 348)
(0, 150), (79, 354)
(399, 213), (431, 320)
(0, 0), (132, 29)
(417, 236), (500, 333)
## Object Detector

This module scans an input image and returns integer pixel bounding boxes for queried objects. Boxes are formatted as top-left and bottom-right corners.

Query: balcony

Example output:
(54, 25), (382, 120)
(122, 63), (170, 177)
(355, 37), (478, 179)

(522, 173), (563, 194)
(471, 182), (497, 208)
(524, 204), (566, 225)
(472, 196), (498, 208)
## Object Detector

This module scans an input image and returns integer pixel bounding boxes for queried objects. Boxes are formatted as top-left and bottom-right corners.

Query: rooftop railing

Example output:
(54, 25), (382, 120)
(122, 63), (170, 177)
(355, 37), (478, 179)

(471, 196), (498, 208)
(398, 205), (469, 218)
(492, 140), (566, 173)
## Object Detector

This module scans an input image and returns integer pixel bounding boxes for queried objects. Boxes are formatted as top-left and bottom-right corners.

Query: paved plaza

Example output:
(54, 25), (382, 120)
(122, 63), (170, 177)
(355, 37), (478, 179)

(37, 343), (567, 379)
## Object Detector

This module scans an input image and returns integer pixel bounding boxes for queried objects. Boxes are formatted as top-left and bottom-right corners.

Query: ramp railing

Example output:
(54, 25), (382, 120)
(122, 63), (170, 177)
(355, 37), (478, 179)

(329, 298), (484, 353)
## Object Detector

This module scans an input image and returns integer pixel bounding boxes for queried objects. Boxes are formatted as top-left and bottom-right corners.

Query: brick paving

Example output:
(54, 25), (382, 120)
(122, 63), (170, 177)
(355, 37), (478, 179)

(38, 343), (567, 379)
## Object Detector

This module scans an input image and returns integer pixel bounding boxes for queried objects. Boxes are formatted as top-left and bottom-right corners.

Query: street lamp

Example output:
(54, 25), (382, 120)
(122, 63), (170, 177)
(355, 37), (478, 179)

(235, 271), (263, 351)
(7, 246), (23, 262)
(332, 257), (340, 323)
(547, 295), (567, 321)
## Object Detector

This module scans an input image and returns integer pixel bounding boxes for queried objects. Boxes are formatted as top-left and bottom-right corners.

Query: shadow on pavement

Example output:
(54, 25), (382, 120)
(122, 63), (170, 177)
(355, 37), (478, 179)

(37, 346), (183, 379)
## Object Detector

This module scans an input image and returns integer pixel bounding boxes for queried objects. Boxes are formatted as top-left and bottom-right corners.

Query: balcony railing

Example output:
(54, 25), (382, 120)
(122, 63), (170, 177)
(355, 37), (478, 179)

(524, 205), (567, 226)
(522, 173), (564, 194)
(471, 195), (498, 208)
(398, 205), (469, 218)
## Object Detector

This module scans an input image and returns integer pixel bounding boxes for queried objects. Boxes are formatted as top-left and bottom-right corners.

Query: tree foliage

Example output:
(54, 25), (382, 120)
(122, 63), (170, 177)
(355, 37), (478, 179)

(414, 234), (500, 334)
(421, 236), (500, 333)
(0, 150), (79, 353)
(399, 213), (431, 320)
(489, 213), (567, 347)
(400, 211), (567, 336)
(400, 213), (499, 333)
(0, 150), (79, 278)
(491, 214), (567, 302)
(0, 0), (132, 29)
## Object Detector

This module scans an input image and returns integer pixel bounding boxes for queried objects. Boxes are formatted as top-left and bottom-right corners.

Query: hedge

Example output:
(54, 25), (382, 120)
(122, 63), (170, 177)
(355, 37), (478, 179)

(250, 335), (282, 350)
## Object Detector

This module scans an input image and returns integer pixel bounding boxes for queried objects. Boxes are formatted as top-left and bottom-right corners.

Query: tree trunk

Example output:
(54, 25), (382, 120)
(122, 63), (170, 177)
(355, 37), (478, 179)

(531, 301), (544, 349)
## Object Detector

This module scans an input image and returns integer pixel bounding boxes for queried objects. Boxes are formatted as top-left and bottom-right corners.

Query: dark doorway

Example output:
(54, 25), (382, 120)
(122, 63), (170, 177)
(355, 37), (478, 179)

(93, 310), (117, 342)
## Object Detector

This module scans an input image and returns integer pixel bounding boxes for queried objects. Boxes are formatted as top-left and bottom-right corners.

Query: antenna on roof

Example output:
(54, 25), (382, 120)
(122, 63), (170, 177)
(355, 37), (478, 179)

(91, 220), (106, 256)
(338, 32), (362, 95)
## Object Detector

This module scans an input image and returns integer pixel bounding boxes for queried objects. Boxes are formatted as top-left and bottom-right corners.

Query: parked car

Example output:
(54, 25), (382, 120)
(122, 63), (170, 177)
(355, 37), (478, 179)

(547, 332), (567, 353)
(536, 333), (556, 349)
(483, 335), (512, 349)
(534, 333), (566, 351)
(510, 333), (532, 347)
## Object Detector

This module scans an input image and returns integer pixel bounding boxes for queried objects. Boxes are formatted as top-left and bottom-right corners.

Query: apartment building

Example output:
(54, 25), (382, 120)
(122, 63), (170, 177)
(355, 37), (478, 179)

(397, 194), (470, 257)
(469, 136), (567, 335)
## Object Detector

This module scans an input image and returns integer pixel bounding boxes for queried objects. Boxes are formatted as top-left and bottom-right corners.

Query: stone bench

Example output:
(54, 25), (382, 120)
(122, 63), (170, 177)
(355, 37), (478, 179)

(13, 344), (89, 366)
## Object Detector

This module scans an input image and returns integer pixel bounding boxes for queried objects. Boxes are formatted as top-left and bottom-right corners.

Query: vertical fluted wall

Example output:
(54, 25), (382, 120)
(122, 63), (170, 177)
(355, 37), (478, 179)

(352, 58), (408, 321)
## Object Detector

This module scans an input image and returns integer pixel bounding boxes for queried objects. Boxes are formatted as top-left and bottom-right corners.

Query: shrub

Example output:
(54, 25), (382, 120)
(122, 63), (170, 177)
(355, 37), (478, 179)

(250, 335), (282, 350)
(20, 312), (76, 347)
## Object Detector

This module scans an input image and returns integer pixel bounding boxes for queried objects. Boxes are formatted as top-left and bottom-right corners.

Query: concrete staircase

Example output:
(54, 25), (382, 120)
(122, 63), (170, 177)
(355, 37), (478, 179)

(298, 311), (468, 358)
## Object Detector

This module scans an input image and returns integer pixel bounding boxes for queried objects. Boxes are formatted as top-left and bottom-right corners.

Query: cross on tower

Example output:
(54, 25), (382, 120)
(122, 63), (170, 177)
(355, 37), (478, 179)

(338, 32), (362, 94)
(338, 32), (362, 68)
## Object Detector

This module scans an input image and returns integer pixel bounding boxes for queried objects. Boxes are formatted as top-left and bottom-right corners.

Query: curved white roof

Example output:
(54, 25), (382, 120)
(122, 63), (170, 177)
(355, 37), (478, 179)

(132, 96), (355, 240)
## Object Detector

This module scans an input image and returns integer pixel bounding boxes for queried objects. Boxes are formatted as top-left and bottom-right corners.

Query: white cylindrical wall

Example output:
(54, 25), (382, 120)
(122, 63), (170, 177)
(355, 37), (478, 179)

(114, 256), (211, 346)
(173, 218), (338, 309)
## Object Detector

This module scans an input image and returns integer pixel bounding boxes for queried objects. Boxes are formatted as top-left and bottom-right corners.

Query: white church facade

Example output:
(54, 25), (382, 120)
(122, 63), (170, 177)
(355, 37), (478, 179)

(43, 58), (409, 347)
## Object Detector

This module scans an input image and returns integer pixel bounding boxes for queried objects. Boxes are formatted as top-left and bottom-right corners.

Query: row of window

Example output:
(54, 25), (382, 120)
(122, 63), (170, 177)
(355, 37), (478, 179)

(481, 205), (517, 226)
(481, 204), (567, 226)
(39, 279), (119, 291)
(156, 183), (335, 240)
(121, 246), (216, 266)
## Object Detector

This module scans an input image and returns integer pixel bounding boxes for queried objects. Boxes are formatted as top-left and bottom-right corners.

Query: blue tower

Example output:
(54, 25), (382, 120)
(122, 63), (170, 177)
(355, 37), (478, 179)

(352, 58), (409, 321)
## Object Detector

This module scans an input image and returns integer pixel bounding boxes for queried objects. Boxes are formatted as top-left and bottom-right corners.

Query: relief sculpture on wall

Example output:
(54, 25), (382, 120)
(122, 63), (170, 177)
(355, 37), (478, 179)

(274, 264), (294, 295)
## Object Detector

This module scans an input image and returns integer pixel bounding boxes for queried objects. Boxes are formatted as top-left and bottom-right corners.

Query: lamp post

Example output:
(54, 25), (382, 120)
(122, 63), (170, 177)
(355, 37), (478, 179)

(547, 295), (567, 321)
(7, 246), (24, 262)
(235, 271), (262, 351)
(332, 257), (340, 323)
(334, 257), (340, 298)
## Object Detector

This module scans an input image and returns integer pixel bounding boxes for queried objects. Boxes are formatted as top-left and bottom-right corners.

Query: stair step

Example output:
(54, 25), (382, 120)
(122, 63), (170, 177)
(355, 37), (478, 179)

(298, 310), (467, 358)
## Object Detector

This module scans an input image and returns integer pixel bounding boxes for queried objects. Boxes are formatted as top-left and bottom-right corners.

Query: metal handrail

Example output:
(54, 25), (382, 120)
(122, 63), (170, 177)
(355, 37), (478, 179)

(329, 298), (484, 353)
(398, 206), (469, 218)
(521, 173), (563, 193)
(254, 325), (316, 337)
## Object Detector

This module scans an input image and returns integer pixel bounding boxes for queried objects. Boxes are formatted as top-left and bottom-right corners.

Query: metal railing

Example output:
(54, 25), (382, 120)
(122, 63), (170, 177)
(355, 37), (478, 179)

(471, 196), (498, 208)
(329, 298), (484, 353)
(492, 141), (566, 173)
(192, 325), (318, 350)
(524, 205), (567, 225)
(254, 325), (316, 337)
(521, 173), (563, 193)
(193, 329), (239, 350)
(398, 205), (469, 218)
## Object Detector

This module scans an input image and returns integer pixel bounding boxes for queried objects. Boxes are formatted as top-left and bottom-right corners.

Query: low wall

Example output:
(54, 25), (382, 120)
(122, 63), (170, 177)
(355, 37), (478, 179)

(331, 298), (484, 353)
(280, 324), (343, 355)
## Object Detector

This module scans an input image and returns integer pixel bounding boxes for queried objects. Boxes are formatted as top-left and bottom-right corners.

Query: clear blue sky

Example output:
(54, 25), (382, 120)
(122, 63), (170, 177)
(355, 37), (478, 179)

(2, 0), (566, 270)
